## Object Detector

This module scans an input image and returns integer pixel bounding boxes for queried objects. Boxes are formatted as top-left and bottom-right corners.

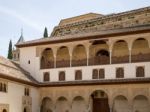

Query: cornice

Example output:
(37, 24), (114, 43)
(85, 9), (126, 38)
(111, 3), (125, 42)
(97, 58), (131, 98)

(1, 73), (150, 88)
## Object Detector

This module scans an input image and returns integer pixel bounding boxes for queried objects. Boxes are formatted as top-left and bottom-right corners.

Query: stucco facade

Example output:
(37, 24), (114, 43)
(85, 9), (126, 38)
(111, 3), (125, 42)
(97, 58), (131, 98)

(0, 6), (150, 112)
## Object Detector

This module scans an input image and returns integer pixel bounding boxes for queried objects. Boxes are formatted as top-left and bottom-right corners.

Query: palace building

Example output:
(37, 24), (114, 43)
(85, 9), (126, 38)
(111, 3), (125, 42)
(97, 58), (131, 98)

(0, 6), (150, 112)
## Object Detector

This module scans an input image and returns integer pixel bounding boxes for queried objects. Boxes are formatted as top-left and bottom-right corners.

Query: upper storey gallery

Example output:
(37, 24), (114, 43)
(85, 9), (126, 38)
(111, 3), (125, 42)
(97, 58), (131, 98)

(15, 7), (150, 82)
(16, 7), (150, 67)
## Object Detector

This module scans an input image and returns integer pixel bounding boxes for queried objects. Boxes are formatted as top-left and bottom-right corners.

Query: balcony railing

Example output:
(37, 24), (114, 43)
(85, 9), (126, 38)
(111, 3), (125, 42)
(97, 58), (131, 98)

(40, 53), (150, 69)
(41, 61), (54, 69)
(89, 56), (110, 65)
(56, 60), (70, 68)
(72, 59), (87, 67)
(112, 55), (129, 64)
(131, 53), (150, 62)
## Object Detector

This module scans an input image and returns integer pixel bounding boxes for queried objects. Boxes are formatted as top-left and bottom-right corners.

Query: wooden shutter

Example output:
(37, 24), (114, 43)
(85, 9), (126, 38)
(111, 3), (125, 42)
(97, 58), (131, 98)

(136, 66), (145, 77)
(93, 69), (98, 79)
(44, 72), (50, 82)
(59, 71), (65, 81)
(75, 70), (82, 80)
(116, 68), (124, 78)
(99, 69), (105, 79)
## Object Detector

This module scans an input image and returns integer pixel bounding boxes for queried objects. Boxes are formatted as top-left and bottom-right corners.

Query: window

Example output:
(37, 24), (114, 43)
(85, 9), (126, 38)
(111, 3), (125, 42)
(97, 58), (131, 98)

(136, 66), (145, 77)
(92, 69), (105, 79)
(75, 70), (82, 80)
(0, 82), (7, 93)
(18, 53), (20, 59)
(28, 60), (30, 64)
(3, 84), (7, 92)
(25, 88), (30, 96)
(59, 71), (65, 81)
(43, 72), (50, 82)
(99, 69), (105, 79)
(92, 69), (98, 79)
(116, 68), (124, 78)
(14, 54), (16, 59)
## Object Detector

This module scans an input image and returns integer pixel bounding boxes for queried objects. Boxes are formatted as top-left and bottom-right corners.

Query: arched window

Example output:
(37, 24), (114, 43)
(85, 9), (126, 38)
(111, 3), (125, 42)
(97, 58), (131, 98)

(56, 46), (70, 68)
(43, 72), (50, 82)
(116, 68), (124, 78)
(112, 40), (129, 64)
(72, 45), (87, 66)
(132, 38), (150, 62)
(59, 71), (65, 81)
(3, 109), (7, 112)
(75, 70), (82, 80)
(41, 48), (54, 69)
(92, 69), (98, 79)
(99, 69), (105, 79)
(136, 66), (145, 77)
(89, 40), (109, 65)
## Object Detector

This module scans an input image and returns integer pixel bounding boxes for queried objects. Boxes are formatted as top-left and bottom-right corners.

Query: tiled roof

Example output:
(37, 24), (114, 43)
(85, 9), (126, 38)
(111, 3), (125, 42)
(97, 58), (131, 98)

(16, 24), (150, 47)
(15, 6), (150, 48)
(50, 7), (150, 37)
(0, 56), (37, 83)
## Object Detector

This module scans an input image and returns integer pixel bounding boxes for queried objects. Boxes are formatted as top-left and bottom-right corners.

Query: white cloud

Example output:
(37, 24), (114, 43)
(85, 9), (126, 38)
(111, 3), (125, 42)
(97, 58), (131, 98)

(0, 6), (43, 33)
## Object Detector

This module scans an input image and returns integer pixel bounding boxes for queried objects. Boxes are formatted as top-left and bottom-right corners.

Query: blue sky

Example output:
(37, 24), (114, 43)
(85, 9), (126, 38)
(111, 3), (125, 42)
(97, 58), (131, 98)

(0, 0), (150, 57)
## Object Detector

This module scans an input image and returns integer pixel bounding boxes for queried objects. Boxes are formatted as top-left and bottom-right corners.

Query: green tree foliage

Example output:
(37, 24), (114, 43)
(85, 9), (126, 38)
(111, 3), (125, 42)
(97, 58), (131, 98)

(7, 40), (13, 59)
(43, 27), (48, 38)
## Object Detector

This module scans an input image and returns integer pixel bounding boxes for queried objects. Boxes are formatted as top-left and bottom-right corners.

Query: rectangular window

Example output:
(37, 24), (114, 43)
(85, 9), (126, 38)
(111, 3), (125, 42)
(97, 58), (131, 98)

(99, 69), (105, 79)
(24, 88), (30, 96)
(92, 69), (98, 79)
(0, 82), (7, 93)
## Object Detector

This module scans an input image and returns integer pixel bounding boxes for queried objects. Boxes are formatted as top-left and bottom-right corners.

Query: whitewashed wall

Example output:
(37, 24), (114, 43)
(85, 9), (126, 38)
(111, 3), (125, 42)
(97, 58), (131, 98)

(38, 62), (150, 82)
(20, 47), (37, 80)
(19, 33), (150, 82)
(19, 46), (150, 82)
(0, 81), (40, 112)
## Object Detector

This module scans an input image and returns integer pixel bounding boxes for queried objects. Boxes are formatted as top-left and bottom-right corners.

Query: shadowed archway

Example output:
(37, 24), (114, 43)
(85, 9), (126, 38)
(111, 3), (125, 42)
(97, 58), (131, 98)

(91, 90), (109, 112)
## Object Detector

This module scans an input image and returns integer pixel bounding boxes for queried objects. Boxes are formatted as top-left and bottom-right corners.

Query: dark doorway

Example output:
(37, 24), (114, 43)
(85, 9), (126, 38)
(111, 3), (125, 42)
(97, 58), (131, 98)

(3, 109), (7, 112)
(24, 108), (27, 112)
(91, 90), (110, 112)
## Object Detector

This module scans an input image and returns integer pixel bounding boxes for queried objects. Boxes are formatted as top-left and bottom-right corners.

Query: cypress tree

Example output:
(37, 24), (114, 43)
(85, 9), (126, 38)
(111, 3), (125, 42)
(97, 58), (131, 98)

(43, 27), (48, 38)
(7, 40), (13, 59)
